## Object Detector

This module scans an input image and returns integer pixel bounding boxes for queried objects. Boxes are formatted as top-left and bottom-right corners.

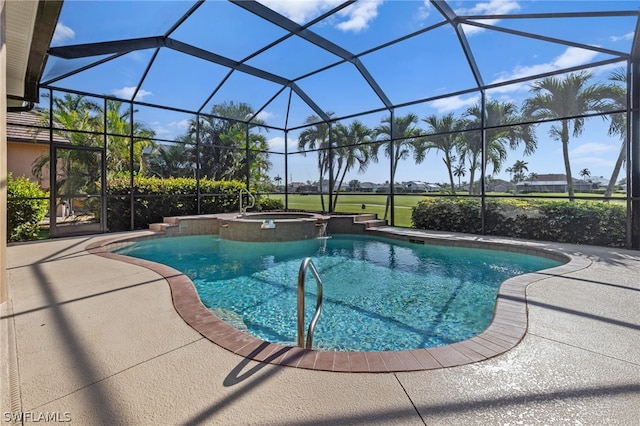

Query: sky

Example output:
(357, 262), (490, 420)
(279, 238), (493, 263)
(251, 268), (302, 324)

(42, 0), (638, 186)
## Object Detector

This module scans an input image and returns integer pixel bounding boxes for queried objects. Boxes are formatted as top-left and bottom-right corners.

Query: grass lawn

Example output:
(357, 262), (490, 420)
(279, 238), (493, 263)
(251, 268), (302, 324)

(264, 192), (627, 228)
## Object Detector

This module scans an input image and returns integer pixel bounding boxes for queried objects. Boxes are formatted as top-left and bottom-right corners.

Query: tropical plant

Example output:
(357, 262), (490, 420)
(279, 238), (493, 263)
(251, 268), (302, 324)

(462, 100), (537, 194)
(105, 100), (156, 176)
(33, 94), (156, 197)
(186, 101), (270, 184)
(7, 174), (49, 242)
(147, 142), (195, 178)
(506, 160), (529, 182)
(452, 162), (466, 190)
(603, 69), (628, 198)
(297, 115), (332, 211)
(579, 168), (591, 181)
(372, 113), (424, 220)
(422, 113), (463, 194)
(522, 71), (611, 200)
(330, 120), (372, 207)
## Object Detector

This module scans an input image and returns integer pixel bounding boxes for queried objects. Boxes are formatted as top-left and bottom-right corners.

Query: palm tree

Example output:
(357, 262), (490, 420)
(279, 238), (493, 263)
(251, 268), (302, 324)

(372, 113), (424, 220)
(298, 115), (332, 211)
(147, 143), (194, 178)
(103, 99), (155, 176)
(604, 69), (628, 198)
(462, 100), (537, 194)
(579, 168), (591, 181)
(331, 120), (372, 208)
(422, 113), (463, 194)
(522, 71), (611, 201)
(507, 160), (529, 183)
(273, 175), (282, 190)
(33, 94), (104, 214)
(452, 162), (466, 191)
(186, 101), (269, 183)
(506, 160), (529, 194)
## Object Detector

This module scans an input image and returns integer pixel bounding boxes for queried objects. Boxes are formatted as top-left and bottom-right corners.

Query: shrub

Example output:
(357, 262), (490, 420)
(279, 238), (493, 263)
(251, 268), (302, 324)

(7, 174), (48, 242)
(412, 197), (626, 248)
(106, 177), (245, 231)
(256, 196), (284, 211)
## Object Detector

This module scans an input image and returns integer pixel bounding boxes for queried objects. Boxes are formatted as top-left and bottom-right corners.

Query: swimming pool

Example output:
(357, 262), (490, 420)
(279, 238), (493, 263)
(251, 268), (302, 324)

(114, 234), (562, 352)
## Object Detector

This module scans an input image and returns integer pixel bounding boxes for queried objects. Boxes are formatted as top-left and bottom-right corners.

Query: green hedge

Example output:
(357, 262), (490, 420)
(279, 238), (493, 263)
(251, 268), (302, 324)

(412, 198), (627, 247)
(105, 177), (284, 231)
(106, 177), (246, 231)
(7, 175), (49, 242)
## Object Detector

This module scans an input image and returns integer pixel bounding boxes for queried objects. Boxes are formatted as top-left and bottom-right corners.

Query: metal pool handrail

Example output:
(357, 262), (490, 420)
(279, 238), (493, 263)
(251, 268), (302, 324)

(297, 257), (323, 349)
(239, 188), (255, 215)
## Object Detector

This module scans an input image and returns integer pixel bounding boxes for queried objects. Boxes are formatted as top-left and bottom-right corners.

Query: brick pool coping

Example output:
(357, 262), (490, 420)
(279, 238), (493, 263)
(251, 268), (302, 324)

(86, 229), (590, 373)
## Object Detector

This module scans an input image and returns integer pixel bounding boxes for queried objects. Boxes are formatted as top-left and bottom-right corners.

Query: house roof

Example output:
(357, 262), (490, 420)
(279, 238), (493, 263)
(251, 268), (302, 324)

(6, 110), (69, 144)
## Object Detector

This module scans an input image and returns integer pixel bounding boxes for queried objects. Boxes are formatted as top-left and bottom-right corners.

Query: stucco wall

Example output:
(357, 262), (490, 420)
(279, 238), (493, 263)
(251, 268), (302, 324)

(7, 141), (49, 189)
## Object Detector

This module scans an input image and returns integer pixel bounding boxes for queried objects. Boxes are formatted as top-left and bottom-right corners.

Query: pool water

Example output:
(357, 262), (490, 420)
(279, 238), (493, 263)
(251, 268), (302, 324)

(115, 235), (561, 351)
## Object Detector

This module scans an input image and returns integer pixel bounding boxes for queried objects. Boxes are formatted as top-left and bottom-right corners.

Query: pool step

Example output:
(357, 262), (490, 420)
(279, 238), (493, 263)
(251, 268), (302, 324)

(359, 219), (387, 229)
(149, 222), (177, 232)
(353, 214), (378, 222)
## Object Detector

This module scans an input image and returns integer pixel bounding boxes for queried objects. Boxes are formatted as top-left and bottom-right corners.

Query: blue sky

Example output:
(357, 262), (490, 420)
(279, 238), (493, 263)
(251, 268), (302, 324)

(44, 1), (638, 186)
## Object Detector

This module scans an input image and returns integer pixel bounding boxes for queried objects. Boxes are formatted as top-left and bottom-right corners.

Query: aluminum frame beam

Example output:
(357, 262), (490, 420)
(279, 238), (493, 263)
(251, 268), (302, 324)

(230, 0), (393, 109)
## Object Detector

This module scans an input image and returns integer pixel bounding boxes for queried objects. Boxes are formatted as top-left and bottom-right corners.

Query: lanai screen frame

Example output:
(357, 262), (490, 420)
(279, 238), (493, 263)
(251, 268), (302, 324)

(37, 1), (640, 249)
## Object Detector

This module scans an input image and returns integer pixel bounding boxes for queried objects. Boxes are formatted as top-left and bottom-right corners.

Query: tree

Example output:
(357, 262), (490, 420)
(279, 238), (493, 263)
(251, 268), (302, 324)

(298, 115), (332, 211)
(462, 100), (537, 195)
(522, 71), (610, 201)
(579, 168), (591, 181)
(604, 69), (628, 198)
(506, 160), (529, 194)
(147, 143), (195, 178)
(422, 113), (463, 194)
(506, 160), (529, 183)
(330, 120), (372, 207)
(183, 101), (270, 184)
(452, 162), (466, 190)
(273, 175), (283, 190)
(31, 94), (155, 221)
(373, 113), (424, 220)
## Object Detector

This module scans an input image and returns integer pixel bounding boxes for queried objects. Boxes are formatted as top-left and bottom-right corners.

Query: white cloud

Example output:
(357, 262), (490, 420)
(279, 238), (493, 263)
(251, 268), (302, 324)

(571, 156), (615, 169)
(112, 86), (152, 101)
(259, 0), (344, 24)
(489, 46), (601, 93)
(150, 119), (190, 138)
(431, 95), (478, 113)
(456, 0), (521, 36)
(256, 110), (276, 122)
(259, 0), (382, 32)
(570, 142), (618, 157)
(52, 22), (75, 44)
(417, 0), (431, 20)
(610, 32), (634, 42)
(267, 136), (286, 150)
(335, 0), (383, 32)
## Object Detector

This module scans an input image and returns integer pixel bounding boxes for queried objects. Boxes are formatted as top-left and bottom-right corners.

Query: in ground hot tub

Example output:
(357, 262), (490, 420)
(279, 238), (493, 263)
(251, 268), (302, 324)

(218, 212), (329, 242)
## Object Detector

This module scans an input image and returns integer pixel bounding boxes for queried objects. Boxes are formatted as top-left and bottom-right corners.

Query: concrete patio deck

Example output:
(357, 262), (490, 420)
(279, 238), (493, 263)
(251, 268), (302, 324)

(1, 230), (639, 425)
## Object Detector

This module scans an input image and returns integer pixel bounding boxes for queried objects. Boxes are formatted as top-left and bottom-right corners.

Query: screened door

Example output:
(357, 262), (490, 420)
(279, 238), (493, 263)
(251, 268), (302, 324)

(50, 145), (106, 237)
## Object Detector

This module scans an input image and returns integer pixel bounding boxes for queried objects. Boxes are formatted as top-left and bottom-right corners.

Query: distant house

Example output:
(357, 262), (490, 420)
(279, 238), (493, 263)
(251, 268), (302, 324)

(359, 182), (378, 192)
(404, 181), (440, 193)
(6, 110), (68, 190)
(375, 183), (406, 193)
(485, 179), (515, 193)
(515, 174), (593, 193)
(588, 176), (610, 189)
(426, 183), (441, 192)
(404, 181), (428, 192)
(288, 182), (306, 192)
